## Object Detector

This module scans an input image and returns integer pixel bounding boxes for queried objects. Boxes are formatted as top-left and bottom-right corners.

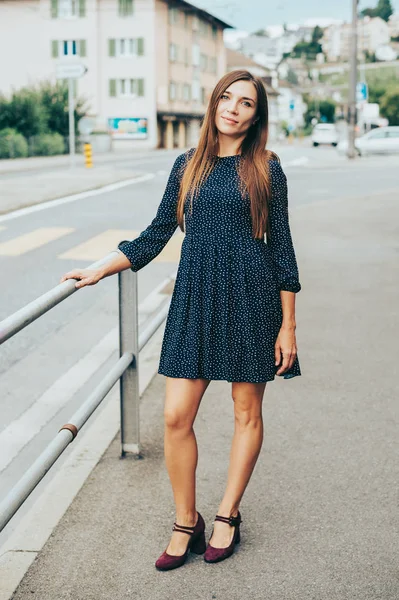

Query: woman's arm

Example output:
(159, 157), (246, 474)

(268, 159), (301, 294)
(60, 153), (186, 288)
(117, 152), (185, 272)
(268, 160), (301, 375)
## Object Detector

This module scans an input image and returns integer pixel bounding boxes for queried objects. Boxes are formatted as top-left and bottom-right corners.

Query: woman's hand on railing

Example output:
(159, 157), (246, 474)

(60, 268), (104, 289)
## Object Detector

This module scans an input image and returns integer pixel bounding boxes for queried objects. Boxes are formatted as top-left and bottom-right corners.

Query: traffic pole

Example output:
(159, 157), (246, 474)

(68, 78), (75, 168)
(348, 0), (358, 159)
(84, 142), (93, 168)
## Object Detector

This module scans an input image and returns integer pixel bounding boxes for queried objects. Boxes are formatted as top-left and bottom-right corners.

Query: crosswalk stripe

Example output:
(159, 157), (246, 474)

(58, 229), (139, 261)
(0, 227), (75, 256)
(58, 229), (185, 262)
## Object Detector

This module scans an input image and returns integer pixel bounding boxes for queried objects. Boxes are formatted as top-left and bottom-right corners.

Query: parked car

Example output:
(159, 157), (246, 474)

(311, 123), (339, 147)
(337, 126), (399, 156)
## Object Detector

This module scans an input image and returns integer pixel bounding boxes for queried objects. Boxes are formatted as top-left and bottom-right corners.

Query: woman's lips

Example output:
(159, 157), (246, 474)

(222, 116), (238, 125)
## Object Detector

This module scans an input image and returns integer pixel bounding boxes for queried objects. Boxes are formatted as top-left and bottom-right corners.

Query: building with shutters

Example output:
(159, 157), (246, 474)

(0, 0), (231, 149)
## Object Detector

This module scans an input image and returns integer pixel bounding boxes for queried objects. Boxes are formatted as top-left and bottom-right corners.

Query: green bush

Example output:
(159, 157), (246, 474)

(30, 133), (66, 156)
(0, 128), (28, 158)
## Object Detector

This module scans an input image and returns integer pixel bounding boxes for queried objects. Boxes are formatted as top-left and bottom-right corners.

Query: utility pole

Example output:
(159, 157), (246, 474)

(347, 0), (358, 159)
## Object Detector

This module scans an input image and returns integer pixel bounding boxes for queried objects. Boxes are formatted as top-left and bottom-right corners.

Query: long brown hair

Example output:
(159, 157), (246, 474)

(176, 69), (279, 241)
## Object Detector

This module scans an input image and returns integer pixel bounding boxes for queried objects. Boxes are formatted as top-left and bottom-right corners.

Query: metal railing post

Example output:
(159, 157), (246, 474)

(119, 269), (140, 457)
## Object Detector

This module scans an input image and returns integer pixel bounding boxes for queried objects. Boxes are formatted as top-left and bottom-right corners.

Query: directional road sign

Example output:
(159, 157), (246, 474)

(56, 62), (88, 80)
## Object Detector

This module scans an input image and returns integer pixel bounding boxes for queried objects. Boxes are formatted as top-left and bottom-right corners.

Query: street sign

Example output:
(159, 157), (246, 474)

(289, 100), (295, 110)
(356, 82), (368, 103)
(56, 62), (87, 80)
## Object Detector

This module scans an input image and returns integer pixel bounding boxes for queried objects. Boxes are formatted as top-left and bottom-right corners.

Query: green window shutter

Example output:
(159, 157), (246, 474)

(51, 0), (58, 18)
(79, 40), (87, 57)
(137, 38), (144, 56)
(109, 79), (117, 97)
(51, 40), (59, 58)
(79, 0), (86, 17)
(109, 39), (116, 57)
(138, 79), (144, 96)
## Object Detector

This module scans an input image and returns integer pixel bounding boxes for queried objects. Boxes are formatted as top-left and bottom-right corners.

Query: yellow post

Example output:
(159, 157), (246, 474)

(84, 142), (93, 168)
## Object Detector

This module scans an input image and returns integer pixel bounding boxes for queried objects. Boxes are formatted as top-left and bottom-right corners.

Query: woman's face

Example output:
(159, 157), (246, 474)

(215, 79), (258, 138)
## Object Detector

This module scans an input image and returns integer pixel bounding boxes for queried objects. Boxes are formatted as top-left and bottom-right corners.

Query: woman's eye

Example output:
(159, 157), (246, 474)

(243, 101), (251, 107)
(221, 94), (228, 99)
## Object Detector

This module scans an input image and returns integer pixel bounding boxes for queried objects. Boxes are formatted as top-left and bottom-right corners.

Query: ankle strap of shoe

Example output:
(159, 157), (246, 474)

(215, 513), (242, 527)
(173, 523), (196, 535)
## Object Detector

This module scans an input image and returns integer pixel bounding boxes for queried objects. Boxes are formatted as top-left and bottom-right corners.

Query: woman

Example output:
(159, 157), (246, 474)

(60, 70), (302, 570)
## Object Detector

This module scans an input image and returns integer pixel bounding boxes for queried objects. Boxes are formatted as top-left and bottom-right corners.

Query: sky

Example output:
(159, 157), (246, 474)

(194, 0), (399, 32)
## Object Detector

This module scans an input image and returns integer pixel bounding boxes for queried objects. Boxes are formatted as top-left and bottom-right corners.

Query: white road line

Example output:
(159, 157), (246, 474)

(0, 173), (154, 224)
(284, 157), (310, 167)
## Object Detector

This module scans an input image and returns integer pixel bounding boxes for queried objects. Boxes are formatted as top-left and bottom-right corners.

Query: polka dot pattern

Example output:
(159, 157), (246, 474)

(118, 148), (302, 383)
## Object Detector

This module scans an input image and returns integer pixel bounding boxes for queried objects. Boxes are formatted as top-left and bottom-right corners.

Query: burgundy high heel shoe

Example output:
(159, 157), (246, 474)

(155, 511), (206, 571)
(203, 511), (242, 563)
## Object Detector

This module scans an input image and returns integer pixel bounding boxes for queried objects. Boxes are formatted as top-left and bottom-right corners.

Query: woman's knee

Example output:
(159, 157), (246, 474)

(231, 382), (266, 428)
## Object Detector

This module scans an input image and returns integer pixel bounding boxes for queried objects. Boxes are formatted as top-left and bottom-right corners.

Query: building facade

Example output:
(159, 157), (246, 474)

(322, 16), (390, 62)
(0, 0), (231, 149)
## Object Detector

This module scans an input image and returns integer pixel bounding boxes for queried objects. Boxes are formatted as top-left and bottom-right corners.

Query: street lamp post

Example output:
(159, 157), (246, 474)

(348, 0), (358, 159)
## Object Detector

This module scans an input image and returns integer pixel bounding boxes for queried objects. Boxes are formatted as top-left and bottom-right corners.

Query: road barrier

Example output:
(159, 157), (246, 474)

(0, 249), (169, 532)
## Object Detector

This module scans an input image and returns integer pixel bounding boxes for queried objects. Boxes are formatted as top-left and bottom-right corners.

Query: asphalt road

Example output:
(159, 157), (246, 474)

(0, 145), (398, 547)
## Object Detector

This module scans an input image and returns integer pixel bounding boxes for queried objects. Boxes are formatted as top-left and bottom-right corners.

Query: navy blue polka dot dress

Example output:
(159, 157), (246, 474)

(118, 148), (302, 383)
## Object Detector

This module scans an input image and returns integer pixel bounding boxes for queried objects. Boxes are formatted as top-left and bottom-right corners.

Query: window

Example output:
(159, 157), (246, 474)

(212, 24), (217, 39)
(192, 44), (200, 66)
(192, 80), (200, 101)
(200, 53), (208, 71)
(51, 0), (85, 18)
(169, 81), (177, 101)
(183, 83), (191, 102)
(210, 56), (217, 73)
(168, 7), (179, 25)
(184, 48), (189, 66)
(109, 38), (145, 57)
(109, 78), (145, 97)
(118, 0), (133, 17)
(184, 12), (189, 29)
(201, 86), (205, 105)
(51, 39), (86, 57)
(169, 43), (178, 62)
(386, 129), (399, 138)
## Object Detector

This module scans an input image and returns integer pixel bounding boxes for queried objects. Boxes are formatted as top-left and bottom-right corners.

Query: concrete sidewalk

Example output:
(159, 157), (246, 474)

(3, 189), (399, 599)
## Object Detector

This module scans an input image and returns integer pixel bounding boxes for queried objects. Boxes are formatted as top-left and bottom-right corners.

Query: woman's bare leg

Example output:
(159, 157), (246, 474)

(163, 376), (211, 555)
(209, 381), (267, 548)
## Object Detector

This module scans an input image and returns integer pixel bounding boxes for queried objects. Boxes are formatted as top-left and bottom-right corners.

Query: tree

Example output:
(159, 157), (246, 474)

(380, 87), (399, 124)
(303, 95), (336, 126)
(291, 25), (324, 60)
(286, 67), (298, 85)
(361, 0), (393, 21)
(38, 81), (88, 137)
(0, 89), (47, 137)
(0, 81), (89, 138)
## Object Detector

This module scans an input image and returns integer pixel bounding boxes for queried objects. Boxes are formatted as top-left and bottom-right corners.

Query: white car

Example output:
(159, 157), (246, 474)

(337, 126), (399, 156)
(311, 123), (339, 147)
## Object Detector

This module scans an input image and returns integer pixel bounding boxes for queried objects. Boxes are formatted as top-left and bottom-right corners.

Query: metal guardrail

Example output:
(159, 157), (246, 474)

(0, 251), (169, 533)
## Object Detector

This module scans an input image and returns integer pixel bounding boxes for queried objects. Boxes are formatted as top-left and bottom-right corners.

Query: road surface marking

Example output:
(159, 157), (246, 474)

(59, 229), (139, 261)
(0, 227), (74, 256)
(0, 174), (155, 224)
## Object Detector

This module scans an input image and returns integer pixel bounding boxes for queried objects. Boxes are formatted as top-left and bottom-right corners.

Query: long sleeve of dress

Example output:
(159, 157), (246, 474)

(268, 159), (301, 293)
(117, 153), (185, 272)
